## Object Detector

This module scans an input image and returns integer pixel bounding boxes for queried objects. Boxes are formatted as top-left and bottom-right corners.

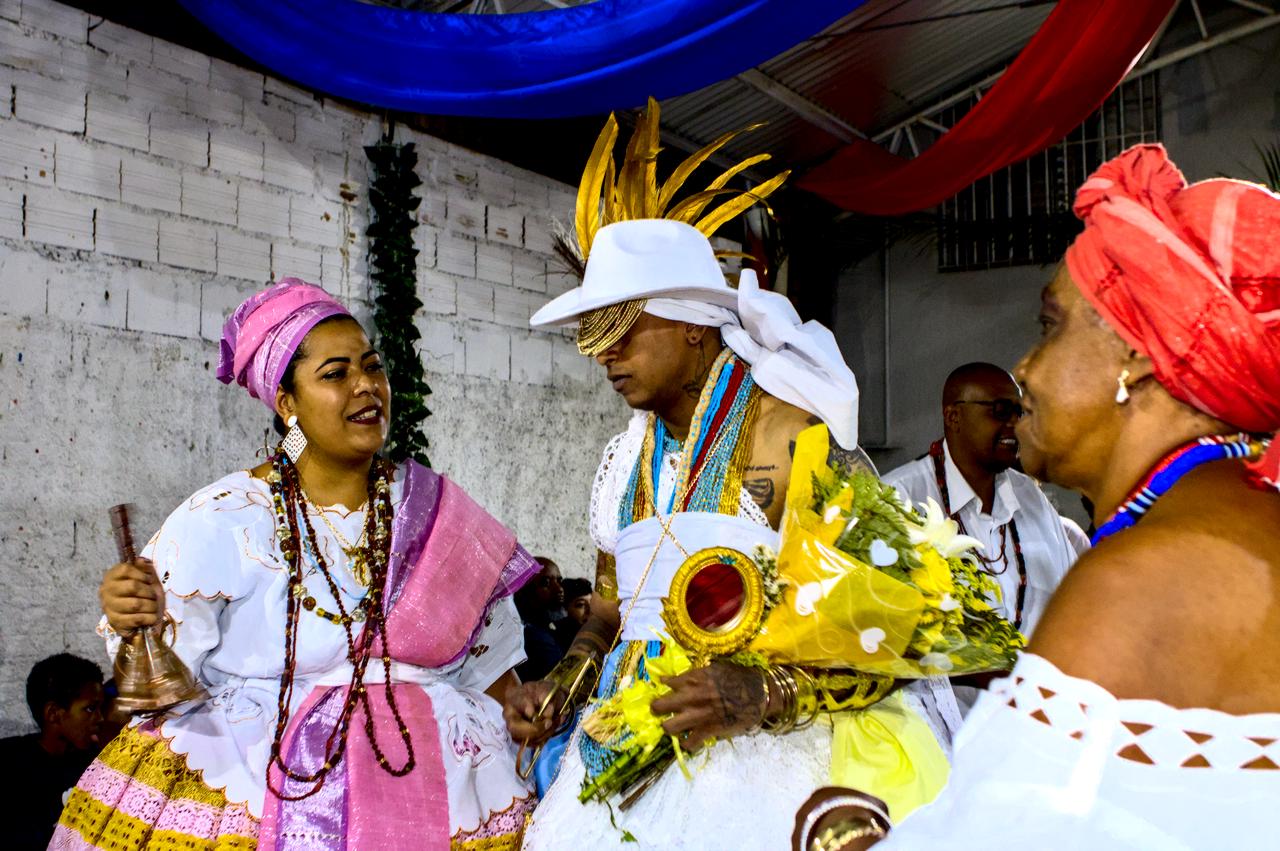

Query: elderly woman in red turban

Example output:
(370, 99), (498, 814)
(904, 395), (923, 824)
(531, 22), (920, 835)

(793, 145), (1280, 851)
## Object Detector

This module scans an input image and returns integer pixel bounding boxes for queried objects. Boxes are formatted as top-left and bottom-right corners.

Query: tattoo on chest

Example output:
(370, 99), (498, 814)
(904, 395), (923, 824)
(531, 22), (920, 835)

(744, 477), (776, 509)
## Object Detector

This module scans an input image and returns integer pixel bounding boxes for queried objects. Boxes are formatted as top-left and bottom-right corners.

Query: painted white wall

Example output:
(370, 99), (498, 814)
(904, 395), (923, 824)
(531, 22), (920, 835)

(0, 0), (625, 733)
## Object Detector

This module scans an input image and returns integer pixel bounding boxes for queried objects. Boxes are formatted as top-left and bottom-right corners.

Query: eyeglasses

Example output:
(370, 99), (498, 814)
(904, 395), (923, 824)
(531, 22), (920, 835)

(955, 399), (1024, 422)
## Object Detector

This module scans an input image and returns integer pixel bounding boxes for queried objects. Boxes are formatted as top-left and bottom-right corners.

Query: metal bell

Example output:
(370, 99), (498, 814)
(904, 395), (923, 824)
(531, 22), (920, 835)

(112, 623), (208, 712)
(109, 503), (208, 713)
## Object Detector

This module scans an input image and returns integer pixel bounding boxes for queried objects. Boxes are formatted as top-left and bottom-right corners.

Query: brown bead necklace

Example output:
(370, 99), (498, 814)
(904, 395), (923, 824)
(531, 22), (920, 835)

(265, 451), (416, 800)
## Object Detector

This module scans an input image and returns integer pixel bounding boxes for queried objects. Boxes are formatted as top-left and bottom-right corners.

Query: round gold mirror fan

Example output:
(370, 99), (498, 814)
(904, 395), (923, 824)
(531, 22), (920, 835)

(661, 547), (765, 657)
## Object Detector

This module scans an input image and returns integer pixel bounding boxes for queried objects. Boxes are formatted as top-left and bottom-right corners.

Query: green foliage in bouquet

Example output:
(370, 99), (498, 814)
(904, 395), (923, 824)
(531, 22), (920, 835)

(815, 471), (921, 584)
(807, 463), (1024, 674)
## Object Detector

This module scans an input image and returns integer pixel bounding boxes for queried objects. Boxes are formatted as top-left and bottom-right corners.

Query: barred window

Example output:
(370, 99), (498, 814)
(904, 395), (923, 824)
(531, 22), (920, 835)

(936, 75), (1161, 272)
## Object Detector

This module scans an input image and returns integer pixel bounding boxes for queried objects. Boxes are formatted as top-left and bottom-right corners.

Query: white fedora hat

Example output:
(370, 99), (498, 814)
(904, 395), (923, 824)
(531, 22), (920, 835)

(530, 219), (738, 328)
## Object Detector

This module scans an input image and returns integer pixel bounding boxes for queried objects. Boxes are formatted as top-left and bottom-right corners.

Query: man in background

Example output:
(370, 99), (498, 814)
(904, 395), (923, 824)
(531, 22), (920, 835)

(0, 653), (105, 848)
(515, 556), (568, 682)
(884, 363), (1081, 714)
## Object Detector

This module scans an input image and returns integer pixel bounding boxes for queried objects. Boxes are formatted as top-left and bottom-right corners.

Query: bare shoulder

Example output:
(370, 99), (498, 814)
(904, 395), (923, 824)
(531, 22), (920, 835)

(755, 397), (862, 468)
(1032, 463), (1280, 713)
(754, 395), (813, 446)
(744, 397), (813, 527)
(248, 460), (272, 480)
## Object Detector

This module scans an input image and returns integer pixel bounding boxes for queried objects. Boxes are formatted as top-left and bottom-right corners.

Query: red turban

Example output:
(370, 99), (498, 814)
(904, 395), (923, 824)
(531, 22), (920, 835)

(1065, 144), (1280, 487)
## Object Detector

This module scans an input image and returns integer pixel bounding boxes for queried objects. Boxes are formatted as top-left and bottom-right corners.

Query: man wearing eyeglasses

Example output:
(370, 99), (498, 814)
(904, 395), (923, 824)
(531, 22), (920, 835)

(883, 362), (1081, 717)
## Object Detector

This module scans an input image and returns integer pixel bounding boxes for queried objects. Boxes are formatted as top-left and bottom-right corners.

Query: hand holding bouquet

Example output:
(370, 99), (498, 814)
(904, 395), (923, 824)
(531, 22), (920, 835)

(577, 425), (1024, 807)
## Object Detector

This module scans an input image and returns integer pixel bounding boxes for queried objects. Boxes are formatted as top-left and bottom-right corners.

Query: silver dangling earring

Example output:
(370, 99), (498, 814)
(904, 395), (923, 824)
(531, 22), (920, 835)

(1115, 369), (1131, 404)
(282, 415), (308, 463)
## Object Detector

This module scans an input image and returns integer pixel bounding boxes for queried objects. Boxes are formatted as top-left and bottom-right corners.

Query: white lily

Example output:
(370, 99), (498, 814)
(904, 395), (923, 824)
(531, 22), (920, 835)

(907, 497), (984, 559)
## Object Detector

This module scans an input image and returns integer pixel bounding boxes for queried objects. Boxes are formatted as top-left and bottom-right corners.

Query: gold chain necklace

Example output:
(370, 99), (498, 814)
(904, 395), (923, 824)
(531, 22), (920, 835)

(306, 498), (372, 587)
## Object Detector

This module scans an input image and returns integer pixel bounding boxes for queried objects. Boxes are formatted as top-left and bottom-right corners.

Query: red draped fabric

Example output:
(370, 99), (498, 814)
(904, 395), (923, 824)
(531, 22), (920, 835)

(797, 0), (1176, 215)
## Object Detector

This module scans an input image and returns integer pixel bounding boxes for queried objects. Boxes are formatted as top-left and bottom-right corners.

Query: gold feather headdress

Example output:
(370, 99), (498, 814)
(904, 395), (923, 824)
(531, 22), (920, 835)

(558, 97), (790, 356)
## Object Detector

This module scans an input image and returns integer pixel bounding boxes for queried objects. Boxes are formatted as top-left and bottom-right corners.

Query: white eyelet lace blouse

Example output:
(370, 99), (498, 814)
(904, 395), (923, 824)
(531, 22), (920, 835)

(879, 652), (1280, 849)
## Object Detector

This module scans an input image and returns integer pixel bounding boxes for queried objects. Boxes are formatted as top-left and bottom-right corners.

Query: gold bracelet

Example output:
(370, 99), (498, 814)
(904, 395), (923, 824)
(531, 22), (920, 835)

(761, 666), (799, 735)
(790, 666), (821, 731)
(543, 653), (600, 714)
(809, 819), (887, 851)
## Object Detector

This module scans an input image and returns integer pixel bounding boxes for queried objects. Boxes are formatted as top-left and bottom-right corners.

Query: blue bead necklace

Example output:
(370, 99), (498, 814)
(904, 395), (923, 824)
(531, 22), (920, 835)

(1092, 433), (1265, 545)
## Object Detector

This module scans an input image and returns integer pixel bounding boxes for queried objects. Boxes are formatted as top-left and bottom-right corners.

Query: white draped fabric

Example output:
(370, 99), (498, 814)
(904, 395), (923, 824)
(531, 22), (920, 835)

(880, 653), (1280, 850)
(644, 270), (860, 449)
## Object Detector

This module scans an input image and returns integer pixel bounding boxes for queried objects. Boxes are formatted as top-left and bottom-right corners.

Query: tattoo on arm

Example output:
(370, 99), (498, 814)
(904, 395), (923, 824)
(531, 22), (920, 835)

(795, 414), (872, 474)
(828, 435), (874, 475)
(744, 477), (776, 510)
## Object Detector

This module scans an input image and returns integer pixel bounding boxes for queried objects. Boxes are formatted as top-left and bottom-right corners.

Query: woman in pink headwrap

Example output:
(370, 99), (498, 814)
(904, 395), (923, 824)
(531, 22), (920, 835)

(792, 145), (1280, 850)
(53, 279), (538, 850)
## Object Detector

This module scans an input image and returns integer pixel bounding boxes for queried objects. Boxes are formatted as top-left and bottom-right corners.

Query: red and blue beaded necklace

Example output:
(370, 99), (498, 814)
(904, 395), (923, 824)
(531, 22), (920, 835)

(1092, 433), (1266, 545)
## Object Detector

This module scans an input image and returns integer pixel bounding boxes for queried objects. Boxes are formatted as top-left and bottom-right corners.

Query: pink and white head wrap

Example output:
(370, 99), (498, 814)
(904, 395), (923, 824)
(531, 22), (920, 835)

(216, 278), (350, 411)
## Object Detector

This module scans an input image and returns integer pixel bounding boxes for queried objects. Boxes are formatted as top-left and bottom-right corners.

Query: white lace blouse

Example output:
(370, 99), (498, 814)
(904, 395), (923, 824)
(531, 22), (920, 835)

(880, 653), (1280, 849)
(98, 469), (526, 822)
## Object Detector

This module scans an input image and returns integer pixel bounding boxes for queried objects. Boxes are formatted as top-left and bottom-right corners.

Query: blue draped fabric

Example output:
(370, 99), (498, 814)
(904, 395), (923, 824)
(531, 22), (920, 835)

(177, 0), (864, 117)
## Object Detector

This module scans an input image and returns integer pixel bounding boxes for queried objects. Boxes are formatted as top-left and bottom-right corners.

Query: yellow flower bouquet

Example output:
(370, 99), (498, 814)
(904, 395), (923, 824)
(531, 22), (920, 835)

(576, 425), (1024, 811)
(750, 424), (1024, 676)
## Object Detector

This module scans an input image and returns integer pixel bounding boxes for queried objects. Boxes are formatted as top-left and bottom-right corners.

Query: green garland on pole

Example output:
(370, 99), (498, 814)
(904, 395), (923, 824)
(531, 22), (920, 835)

(366, 133), (431, 467)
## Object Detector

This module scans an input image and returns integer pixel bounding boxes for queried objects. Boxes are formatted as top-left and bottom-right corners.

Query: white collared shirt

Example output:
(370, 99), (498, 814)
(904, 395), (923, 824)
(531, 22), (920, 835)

(883, 440), (1081, 639)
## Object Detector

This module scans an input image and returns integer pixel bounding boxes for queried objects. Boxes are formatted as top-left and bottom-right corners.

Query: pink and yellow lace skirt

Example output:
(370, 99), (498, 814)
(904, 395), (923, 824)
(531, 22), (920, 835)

(50, 724), (259, 850)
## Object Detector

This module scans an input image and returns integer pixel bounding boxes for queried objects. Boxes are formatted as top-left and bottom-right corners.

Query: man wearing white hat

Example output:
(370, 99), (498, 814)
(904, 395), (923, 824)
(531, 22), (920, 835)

(505, 102), (954, 850)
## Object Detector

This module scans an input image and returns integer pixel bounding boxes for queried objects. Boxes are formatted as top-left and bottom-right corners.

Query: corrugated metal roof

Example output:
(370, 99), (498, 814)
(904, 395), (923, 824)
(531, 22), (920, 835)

(662, 0), (1056, 167)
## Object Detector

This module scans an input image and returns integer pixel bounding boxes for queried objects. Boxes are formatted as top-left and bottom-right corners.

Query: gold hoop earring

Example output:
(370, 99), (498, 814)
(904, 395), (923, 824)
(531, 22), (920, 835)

(1115, 369), (1131, 405)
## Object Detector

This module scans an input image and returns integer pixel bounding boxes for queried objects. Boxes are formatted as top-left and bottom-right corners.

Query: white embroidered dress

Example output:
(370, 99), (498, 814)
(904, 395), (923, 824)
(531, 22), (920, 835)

(880, 653), (1280, 849)
(524, 413), (952, 851)
(100, 469), (529, 836)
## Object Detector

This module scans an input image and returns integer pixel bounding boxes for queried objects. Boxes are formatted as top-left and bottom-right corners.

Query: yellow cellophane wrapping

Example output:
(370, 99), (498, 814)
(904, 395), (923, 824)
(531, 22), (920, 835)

(828, 691), (949, 823)
(748, 424), (927, 675)
(749, 425), (951, 820)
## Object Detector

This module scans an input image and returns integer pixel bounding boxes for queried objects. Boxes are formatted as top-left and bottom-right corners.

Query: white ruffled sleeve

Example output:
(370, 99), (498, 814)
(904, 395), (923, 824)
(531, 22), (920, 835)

(455, 595), (525, 693)
(589, 412), (648, 556)
(99, 474), (266, 687)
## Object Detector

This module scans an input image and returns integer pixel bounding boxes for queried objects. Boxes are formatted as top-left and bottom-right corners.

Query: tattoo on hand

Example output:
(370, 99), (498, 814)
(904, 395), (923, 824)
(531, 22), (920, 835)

(713, 663), (765, 729)
(744, 477), (776, 509)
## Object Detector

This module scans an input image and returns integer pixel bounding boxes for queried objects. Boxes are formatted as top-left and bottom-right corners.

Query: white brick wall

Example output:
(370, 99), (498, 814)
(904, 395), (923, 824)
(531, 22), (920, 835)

(0, 0), (622, 734)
